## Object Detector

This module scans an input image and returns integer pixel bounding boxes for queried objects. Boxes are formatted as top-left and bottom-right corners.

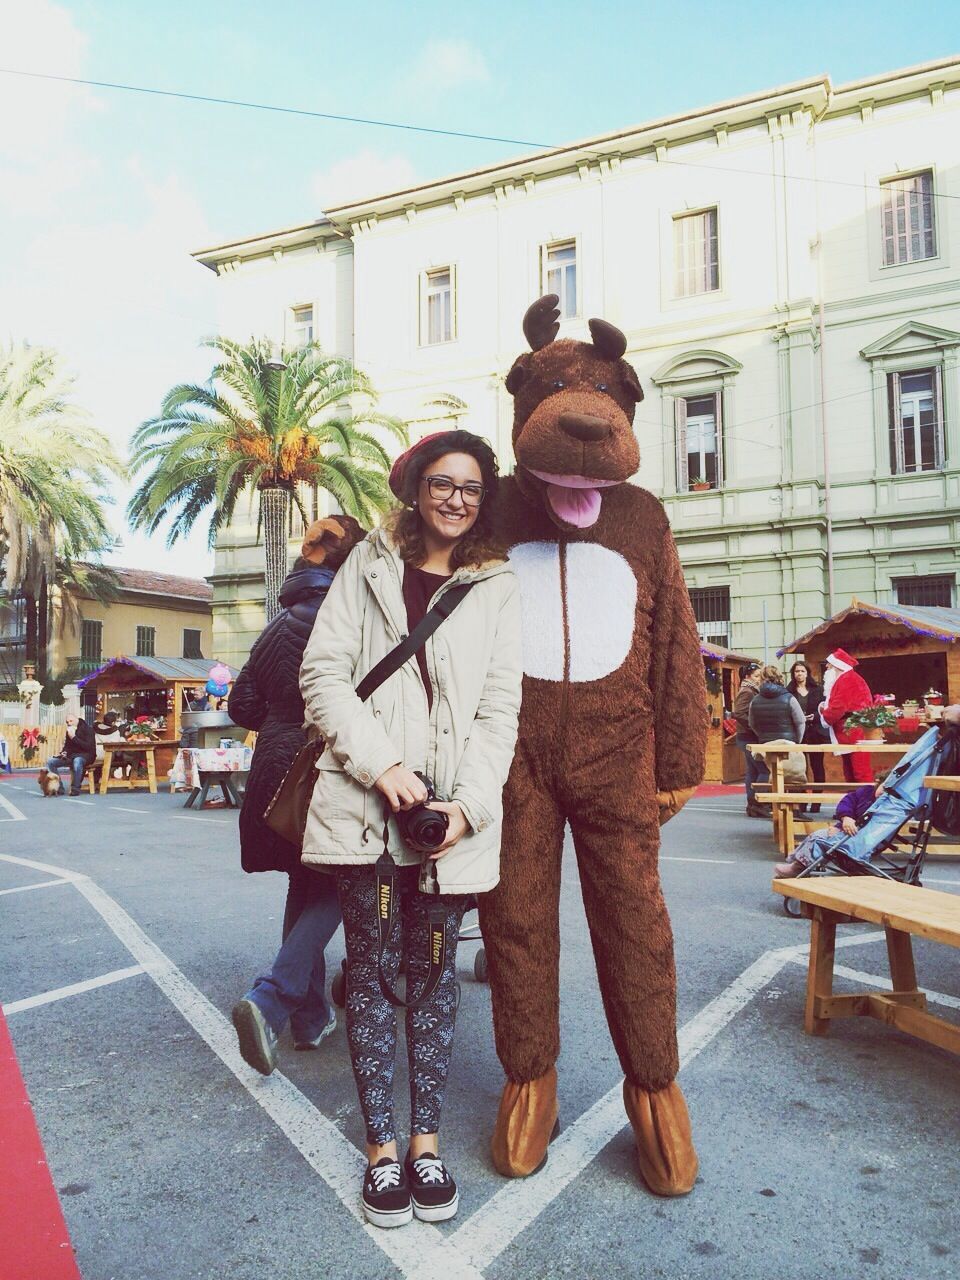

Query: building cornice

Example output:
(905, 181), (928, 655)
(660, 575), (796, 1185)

(192, 56), (960, 269)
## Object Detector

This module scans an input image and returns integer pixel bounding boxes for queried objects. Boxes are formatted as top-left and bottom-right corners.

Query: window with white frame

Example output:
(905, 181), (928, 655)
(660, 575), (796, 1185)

(887, 367), (944, 473)
(893, 574), (954, 608)
(136, 625), (156, 658)
(689, 586), (731, 648)
(676, 393), (723, 491)
(674, 208), (719, 297)
(289, 304), (314, 347)
(881, 170), (936, 266)
(542, 241), (577, 319)
(422, 267), (455, 345)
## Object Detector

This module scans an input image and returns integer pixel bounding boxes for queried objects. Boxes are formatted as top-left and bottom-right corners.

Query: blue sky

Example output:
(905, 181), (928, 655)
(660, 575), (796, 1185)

(1, 0), (956, 574)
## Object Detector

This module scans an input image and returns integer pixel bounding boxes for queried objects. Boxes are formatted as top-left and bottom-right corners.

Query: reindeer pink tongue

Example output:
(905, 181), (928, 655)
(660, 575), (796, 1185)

(528, 469), (619, 529)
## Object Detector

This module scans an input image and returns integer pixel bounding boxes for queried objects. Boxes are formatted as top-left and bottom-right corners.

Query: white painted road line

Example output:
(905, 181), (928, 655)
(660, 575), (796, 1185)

(110, 807), (151, 814)
(66, 872), (483, 1280)
(787, 956), (960, 1010)
(450, 930), (887, 1270)
(662, 855), (737, 865)
(62, 798), (96, 807)
(3, 965), (145, 1015)
(0, 878), (72, 897)
(0, 852), (87, 881)
(0, 790), (27, 822)
(176, 815), (229, 825)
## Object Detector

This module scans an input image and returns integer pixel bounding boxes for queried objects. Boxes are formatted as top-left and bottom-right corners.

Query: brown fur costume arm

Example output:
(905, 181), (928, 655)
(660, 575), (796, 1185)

(647, 522), (708, 799)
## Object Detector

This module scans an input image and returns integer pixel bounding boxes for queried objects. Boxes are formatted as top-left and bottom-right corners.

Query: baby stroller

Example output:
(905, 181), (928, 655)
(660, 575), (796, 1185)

(780, 721), (959, 918)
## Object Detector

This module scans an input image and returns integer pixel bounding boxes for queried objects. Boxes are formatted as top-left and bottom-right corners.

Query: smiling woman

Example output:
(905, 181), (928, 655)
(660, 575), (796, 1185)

(296, 425), (522, 1228)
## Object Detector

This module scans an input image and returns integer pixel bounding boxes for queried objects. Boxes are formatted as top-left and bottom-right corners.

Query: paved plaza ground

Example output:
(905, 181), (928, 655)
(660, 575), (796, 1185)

(1, 774), (959, 1280)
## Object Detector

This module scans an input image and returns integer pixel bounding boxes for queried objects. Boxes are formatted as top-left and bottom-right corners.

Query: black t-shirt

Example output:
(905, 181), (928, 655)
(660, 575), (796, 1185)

(402, 564), (451, 710)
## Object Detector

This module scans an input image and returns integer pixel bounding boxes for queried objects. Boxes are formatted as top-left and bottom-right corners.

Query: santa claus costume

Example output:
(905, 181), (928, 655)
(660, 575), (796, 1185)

(819, 648), (874, 783)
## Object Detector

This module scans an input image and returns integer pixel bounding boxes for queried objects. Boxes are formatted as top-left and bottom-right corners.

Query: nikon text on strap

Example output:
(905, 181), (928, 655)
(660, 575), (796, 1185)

(374, 811), (448, 1009)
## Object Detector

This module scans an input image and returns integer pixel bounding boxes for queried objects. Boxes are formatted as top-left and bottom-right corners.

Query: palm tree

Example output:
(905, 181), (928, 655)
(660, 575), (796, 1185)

(0, 342), (125, 678)
(127, 336), (407, 619)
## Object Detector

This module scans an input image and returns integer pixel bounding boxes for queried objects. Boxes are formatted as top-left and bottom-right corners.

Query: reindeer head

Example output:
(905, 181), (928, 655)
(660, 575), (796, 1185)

(505, 295), (643, 530)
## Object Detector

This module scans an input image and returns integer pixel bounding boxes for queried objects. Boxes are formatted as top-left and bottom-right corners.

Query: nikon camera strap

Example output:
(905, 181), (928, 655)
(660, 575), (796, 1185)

(375, 828), (449, 1010)
(361, 579), (474, 1010)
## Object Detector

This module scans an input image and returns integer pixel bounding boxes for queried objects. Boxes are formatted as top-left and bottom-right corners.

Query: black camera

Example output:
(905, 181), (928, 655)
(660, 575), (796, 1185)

(395, 772), (449, 854)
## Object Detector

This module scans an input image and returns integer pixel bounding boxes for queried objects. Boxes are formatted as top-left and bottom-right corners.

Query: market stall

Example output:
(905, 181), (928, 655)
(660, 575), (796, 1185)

(779, 599), (960, 778)
(77, 656), (239, 782)
(779, 599), (959, 717)
(701, 641), (758, 784)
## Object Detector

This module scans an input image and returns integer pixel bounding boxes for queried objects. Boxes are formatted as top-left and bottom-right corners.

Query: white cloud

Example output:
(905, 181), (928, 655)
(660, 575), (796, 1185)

(309, 148), (419, 210)
(404, 38), (491, 94)
(0, 0), (101, 156)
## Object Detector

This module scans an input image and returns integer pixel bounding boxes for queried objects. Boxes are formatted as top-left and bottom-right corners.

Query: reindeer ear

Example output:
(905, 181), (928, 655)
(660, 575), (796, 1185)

(588, 317), (627, 362)
(620, 360), (644, 404)
(523, 294), (560, 351)
(505, 355), (529, 396)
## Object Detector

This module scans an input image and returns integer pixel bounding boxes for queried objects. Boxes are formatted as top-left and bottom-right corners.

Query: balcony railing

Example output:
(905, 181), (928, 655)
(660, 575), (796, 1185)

(64, 656), (104, 678)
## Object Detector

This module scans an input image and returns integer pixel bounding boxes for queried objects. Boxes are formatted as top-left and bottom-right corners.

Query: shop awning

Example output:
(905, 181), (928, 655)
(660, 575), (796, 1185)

(779, 599), (960, 656)
(77, 656), (238, 688)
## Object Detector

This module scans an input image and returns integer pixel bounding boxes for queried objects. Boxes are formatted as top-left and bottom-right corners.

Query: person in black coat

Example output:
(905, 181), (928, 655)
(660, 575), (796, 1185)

(230, 515), (366, 1076)
(42, 715), (97, 795)
(788, 660), (828, 814)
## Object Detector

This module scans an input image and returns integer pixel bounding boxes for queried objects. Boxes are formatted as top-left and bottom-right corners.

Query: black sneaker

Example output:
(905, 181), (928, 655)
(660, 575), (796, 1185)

(362, 1158), (412, 1229)
(404, 1151), (459, 1222)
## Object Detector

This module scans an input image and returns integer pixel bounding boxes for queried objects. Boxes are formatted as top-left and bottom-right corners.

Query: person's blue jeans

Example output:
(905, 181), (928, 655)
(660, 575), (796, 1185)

(244, 869), (342, 1042)
(45, 754), (87, 793)
(737, 737), (769, 807)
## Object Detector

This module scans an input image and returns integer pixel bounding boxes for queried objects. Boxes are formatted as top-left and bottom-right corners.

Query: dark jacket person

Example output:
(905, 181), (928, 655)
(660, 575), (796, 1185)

(228, 515), (366, 1079)
(748, 667), (805, 743)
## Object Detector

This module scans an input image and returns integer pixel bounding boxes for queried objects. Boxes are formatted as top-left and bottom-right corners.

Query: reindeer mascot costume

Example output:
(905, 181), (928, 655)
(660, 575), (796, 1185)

(479, 296), (707, 1195)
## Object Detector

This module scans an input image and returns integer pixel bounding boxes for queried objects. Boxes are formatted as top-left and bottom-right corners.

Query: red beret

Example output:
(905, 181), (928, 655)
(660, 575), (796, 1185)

(388, 432), (450, 502)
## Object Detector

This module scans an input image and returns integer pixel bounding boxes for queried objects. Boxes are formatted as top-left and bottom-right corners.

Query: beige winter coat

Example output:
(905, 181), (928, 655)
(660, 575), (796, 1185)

(299, 528), (522, 894)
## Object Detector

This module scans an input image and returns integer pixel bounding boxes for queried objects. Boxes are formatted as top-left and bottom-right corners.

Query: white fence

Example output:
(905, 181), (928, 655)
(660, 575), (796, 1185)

(0, 700), (70, 726)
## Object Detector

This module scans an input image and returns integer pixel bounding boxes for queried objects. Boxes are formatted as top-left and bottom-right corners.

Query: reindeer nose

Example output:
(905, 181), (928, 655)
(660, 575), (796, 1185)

(558, 412), (610, 442)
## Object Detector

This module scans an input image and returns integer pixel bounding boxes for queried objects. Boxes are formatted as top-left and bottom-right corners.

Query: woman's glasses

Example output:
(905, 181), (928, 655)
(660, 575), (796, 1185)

(423, 476), (485, 506)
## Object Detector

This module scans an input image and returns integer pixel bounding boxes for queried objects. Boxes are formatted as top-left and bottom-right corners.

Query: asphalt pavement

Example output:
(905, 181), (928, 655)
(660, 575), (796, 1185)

(1, 776), (959, 1280)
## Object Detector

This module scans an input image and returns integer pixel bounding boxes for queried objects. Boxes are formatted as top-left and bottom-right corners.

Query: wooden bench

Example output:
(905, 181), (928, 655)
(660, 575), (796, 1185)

(754, 792), (849, 854)
(772, 876), (960, 1057)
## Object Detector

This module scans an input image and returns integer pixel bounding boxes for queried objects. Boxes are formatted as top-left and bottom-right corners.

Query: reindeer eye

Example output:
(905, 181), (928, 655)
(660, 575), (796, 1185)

(595, 382), (609, 393)
(552, 380), (565, 391)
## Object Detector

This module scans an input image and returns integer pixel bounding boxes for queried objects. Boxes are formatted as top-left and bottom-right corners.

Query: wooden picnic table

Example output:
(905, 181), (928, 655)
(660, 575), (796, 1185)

(773, 876), (960, 1057)
(925, 776), (960, 791)
(99, 741), (172, 795)
(750, 743), (911, 854)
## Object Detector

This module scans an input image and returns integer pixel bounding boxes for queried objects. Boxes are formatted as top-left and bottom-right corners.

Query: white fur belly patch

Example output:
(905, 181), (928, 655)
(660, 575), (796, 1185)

(509, 541), (637, 682)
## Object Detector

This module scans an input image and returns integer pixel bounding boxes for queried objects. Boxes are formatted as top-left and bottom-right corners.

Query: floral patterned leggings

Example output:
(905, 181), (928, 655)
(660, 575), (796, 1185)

(336, 864), (467, 1146)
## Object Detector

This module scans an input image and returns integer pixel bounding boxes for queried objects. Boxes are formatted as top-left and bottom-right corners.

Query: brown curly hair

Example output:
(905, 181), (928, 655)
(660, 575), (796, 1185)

(385, 430), (505, 570)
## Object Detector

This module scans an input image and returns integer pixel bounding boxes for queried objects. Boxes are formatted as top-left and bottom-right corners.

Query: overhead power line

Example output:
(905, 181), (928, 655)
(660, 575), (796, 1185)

(0, 66), (549, 148)
(2, 65), (958, 202)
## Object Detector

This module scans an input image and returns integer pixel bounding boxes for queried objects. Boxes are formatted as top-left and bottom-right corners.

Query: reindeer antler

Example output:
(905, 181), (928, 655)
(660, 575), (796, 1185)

(588, 318), (627, 362)
(523, 294), (561, 352)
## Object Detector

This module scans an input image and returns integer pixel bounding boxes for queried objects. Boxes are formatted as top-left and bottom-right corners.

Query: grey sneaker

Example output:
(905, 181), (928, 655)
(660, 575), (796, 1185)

(231, 998), (278, 1075)
(293, 1008), (337, 1052)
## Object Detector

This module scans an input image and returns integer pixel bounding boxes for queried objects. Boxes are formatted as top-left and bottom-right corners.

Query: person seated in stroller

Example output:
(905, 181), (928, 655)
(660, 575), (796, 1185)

(773, 705), (960, 884)
(774, 768), (891, 878)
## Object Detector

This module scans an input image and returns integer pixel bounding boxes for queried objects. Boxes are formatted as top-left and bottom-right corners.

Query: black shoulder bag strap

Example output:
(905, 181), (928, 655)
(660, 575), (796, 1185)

(355, 581), (474, 702)
(358, 580), (474, 1010)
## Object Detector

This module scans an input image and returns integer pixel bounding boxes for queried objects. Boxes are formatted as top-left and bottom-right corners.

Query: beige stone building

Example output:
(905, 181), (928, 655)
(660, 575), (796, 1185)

(0, 567), (213, 686)
(195, 56), (960, 667)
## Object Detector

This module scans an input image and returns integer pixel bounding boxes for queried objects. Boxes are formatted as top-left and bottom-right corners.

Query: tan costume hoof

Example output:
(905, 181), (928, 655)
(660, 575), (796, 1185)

(491, 1067), (559, 1178)
(623, 1080), (698, 1196)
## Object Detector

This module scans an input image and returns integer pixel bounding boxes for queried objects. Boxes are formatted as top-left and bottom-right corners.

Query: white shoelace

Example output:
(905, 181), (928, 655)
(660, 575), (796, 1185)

(370, 1163), (402, 1193)
(412, 1156), (446, 1185)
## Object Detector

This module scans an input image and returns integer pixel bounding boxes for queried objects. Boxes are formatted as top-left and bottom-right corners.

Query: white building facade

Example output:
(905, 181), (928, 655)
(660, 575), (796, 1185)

(195, 58), (960, 669)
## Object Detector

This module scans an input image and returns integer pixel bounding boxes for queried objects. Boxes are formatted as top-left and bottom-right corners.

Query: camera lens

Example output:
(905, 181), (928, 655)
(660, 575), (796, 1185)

(408, 808), (448, 851)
